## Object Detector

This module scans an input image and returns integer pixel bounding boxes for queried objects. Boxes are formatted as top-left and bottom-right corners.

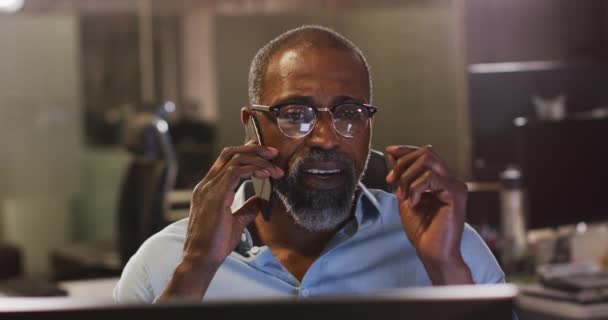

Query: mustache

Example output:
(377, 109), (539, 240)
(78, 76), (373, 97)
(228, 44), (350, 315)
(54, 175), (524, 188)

(288, 149), (355, 177)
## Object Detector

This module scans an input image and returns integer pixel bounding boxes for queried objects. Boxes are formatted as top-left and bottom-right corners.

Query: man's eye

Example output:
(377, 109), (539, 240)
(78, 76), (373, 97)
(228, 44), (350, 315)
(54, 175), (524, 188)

(284, 111), (305, 122)
(280, 105), (310, 123)
(337, 105), (365, 120)
(343, 110), (360, 119)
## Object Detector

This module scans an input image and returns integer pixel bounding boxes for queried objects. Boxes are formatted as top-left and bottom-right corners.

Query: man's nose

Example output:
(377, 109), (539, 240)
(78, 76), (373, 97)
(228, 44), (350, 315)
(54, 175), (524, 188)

(306, 112), (339, 149)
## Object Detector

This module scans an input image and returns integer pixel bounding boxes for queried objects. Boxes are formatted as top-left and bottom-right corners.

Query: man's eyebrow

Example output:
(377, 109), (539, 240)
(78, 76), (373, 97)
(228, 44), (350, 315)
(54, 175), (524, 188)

(273, 95), (365, 106)
(331, 95), (365, 105)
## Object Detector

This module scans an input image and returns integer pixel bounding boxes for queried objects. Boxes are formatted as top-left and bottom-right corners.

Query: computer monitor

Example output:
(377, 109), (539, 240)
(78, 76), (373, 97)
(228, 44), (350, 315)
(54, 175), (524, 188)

(0, 284), (517, 320)
(516, 118), (608, 229)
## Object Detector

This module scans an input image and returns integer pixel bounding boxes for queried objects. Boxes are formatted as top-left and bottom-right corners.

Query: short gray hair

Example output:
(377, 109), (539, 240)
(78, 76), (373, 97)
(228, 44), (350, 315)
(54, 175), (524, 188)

(248, 25), (372, 105)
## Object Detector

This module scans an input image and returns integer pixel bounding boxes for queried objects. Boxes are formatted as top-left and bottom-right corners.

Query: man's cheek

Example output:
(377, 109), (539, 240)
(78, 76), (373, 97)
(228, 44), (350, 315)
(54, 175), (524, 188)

(277, 143), (303, 172)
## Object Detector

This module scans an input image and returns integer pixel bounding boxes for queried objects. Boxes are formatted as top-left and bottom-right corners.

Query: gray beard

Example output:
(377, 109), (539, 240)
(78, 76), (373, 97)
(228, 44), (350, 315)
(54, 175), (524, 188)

(275, 149), (370, 232)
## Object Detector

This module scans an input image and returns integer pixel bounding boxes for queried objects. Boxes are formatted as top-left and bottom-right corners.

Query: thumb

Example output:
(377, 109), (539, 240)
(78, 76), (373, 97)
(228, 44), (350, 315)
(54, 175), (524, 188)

(232, 196), (262, 231)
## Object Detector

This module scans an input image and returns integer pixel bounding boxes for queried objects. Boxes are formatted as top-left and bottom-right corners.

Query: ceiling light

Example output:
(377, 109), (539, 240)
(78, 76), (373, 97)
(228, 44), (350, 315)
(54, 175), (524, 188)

(0, 0), (24, 13)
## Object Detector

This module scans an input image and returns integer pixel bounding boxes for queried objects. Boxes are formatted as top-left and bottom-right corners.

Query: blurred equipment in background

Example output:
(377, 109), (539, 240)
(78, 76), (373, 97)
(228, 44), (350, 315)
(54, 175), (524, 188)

(168, 99), (216, 189)
(499, 165), (527, 275)
(515, 118), (608, 230)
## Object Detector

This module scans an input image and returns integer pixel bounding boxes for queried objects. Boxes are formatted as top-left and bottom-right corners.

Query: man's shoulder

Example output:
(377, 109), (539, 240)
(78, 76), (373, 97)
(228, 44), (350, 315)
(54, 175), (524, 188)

(460, 224), (505, 284)
(132, 218), (188, 268)
(114, 219), (189, 303)
(137, 218), (189, 254)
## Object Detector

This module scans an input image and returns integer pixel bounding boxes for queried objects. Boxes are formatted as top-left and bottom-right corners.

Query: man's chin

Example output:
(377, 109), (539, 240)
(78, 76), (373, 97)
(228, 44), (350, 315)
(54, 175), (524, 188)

(289, 205), (353, 232)
(275, 184), (355, 231)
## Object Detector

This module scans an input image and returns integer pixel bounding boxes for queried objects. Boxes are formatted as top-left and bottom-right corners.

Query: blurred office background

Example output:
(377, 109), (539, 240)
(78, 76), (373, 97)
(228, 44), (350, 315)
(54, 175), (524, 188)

(0, 0), (607, 288)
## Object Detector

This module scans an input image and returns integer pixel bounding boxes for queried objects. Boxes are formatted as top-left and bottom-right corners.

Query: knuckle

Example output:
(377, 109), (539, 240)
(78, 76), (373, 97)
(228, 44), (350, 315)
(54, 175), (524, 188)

(220, 147), (233, 157)
(226, 165), (242, 179)
(420, 153), (430, 163)
(192, 183), (209, 201)
(225, 165), (237, 177)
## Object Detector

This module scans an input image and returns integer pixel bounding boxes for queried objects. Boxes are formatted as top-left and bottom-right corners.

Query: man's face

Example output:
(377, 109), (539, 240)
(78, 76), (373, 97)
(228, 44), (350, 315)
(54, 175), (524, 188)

(247, 47), (372, 231)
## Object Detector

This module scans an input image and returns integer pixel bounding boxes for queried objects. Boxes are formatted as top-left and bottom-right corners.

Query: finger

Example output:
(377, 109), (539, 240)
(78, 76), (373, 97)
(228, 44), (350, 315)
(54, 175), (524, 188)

(386, 146), (428, 183)
(387, 145), (452, 184)
(409, 170), (449, 207)
(206, 144), (279, 180)
(231, 154), (284, 178)
(422, 146), (451, 176)
(219, 164), (274, 194)
(395, 154), (429, 199)
(231, 196), (262, 232)
(386, 152), (396, 169)
(385, 145), (420, 158)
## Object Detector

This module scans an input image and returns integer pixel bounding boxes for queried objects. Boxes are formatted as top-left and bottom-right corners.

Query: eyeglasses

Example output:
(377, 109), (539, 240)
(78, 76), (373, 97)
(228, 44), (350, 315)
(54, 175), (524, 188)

(250, 102), (378, 138)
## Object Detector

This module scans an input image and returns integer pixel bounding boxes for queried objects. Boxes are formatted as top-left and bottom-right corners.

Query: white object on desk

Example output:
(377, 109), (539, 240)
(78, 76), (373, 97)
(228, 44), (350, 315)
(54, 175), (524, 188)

(571, 223), (608, 264)
(0, 278), (118, 311)
(59, 277), (119, 300)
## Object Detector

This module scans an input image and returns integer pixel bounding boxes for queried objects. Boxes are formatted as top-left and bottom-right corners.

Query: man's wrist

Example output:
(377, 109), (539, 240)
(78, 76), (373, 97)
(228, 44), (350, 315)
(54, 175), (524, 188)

(420, 254), (474, 285)
(157, 258), (221, 301)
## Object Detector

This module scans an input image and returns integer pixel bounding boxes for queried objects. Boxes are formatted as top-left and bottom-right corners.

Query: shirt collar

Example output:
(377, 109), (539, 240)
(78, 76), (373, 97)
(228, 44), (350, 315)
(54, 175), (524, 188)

(233, 180), (385, 250)
(354, 182), (384, 229)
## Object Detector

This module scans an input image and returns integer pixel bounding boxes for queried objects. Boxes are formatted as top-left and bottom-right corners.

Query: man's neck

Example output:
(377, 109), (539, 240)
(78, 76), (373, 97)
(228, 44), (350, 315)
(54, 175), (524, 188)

(253, 200), (350, 281)
(253, 200), (341, 256)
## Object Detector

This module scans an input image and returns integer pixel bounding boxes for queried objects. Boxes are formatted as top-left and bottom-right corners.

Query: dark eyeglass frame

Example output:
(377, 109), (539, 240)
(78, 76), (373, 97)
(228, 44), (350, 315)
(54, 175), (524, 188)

(250, 102), (378, 138)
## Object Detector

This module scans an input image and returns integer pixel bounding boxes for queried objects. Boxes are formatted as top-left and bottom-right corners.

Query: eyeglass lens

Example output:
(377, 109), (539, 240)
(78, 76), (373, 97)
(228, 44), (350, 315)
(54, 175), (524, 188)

(275, 104), (370, 138)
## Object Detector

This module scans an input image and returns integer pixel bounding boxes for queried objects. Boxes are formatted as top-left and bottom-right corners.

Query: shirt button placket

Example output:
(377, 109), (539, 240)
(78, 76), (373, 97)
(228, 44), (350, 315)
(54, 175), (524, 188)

(300, 288), (310, 297)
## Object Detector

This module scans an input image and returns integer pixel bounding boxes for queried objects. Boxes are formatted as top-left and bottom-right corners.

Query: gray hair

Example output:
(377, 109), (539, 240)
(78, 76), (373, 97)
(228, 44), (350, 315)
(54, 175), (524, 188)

(247, 25), (372, 105)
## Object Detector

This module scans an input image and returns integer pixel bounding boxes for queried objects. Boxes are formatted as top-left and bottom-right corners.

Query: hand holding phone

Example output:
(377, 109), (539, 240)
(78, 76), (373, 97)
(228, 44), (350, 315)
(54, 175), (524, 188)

(244, 116), (275, 221)
(162, 133), (282, 300)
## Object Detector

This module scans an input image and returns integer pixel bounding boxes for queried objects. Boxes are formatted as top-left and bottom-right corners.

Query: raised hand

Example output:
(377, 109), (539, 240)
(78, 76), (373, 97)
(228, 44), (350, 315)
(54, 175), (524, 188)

(385, 145), (473, 285)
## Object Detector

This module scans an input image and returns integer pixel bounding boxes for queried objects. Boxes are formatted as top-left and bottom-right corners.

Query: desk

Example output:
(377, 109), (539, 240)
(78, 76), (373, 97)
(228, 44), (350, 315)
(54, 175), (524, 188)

(516, 284), (608, 320)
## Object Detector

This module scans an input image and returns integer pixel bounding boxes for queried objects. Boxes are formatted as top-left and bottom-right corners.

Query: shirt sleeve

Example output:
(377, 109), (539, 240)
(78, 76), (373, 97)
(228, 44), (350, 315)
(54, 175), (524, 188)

(113, 247), (156, 303)
(113, 218), (189, 304)
(460, 223), (505, 284)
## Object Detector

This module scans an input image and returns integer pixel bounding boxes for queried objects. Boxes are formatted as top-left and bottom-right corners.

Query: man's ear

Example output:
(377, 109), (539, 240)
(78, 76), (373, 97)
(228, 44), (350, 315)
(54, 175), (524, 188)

(241, 106), (252, 126)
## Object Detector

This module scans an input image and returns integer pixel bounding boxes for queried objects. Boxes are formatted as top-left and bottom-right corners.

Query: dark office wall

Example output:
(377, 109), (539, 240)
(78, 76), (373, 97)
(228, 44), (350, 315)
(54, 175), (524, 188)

(465, 0), (608, 181)
(466, 0), (608, 64)
(214, 2), (472, 177)
(469, 63), (608, 181)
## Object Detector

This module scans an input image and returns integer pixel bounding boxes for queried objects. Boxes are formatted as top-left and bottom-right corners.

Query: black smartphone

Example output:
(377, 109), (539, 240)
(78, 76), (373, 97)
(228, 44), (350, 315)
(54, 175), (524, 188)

(244, 116), (274, 221)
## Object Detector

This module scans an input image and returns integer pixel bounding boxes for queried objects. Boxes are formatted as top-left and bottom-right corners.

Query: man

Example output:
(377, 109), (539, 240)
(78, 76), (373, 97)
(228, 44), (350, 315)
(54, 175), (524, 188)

(114, 25), (504, 303)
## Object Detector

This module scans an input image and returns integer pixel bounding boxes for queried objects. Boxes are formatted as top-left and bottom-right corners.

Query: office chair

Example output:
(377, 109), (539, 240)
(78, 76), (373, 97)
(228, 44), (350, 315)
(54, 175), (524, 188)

(117, 112), (178, 266)
(51, 109), (178, 280)
(0, 243), (21, 279)
(361, 149), (391, 192)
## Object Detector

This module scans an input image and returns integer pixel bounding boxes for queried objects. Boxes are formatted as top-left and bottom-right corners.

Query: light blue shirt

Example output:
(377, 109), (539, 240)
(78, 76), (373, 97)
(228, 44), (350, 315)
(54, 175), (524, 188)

(114, 182), (504, 303)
